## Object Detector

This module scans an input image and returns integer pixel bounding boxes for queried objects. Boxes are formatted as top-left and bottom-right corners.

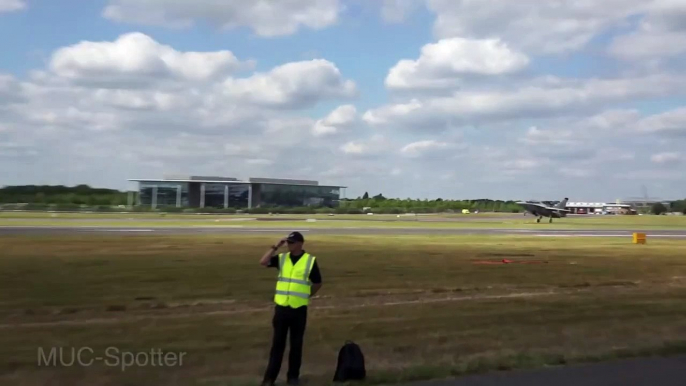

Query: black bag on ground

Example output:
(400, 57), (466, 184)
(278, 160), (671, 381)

(333, 340), (366, 382)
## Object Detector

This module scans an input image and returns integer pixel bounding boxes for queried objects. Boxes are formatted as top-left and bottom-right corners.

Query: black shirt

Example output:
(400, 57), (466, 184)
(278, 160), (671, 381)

(267, 250), (322, 284)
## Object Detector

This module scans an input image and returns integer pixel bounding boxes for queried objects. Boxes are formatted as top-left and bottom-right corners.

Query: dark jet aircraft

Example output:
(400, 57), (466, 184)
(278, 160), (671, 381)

(516, 198), (570, 223)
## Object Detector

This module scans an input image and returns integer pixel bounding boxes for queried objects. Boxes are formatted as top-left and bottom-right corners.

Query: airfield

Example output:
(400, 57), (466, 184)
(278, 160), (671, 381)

(1, 211), (686, 385)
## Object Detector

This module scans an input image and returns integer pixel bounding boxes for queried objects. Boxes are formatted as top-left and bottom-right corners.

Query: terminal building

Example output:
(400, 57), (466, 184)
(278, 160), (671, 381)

(566, 202), (636, 215)
(128, 175), (346, 209)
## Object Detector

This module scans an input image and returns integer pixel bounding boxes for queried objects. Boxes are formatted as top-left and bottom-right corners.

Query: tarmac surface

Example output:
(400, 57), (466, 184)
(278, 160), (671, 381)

(408, 355), (686, 386)
(1, 226), (686, 238)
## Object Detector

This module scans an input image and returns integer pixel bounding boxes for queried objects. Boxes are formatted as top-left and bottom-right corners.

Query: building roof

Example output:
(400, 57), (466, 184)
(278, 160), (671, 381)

(128, 177), (346, 188)
(567, 202), (633, 208)
(567, 202), (605, 207)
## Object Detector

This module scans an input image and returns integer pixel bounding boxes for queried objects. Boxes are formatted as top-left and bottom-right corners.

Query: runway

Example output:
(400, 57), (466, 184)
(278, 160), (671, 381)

(1, 226), (686, 238)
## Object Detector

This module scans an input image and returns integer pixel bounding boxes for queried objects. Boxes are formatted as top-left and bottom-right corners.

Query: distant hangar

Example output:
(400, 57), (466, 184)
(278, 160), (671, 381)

(566, 202), (636, 215)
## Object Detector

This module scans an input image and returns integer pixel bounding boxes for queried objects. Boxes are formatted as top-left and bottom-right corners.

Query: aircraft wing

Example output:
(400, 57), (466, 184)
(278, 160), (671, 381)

(541, 206), (571, 212)
(517, 202), (571, 212)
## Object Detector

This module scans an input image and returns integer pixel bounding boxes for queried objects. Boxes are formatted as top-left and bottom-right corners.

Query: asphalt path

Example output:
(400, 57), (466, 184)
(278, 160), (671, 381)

(1, 226), (686, 238)
(408, 355), (686, 386)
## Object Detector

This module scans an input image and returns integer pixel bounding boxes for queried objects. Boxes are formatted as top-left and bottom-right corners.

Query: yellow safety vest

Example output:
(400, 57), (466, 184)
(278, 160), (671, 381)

(274, 252), (316, 308)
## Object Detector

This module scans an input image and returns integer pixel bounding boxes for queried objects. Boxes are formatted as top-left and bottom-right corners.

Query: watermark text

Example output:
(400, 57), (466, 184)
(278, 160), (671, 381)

(37, 347), (186, 371)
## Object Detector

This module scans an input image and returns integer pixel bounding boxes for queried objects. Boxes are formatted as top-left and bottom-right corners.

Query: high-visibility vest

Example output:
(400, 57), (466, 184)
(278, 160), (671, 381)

(274, 252), (316, 308)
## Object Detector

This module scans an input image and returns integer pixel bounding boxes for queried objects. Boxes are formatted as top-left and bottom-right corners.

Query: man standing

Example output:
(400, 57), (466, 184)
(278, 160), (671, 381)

(260, 231), (322, 386)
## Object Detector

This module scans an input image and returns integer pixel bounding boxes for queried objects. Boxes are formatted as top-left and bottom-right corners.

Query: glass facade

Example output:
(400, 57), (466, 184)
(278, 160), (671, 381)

(228, 184), (250, 208)
(139, 182), (188, 207)
(257, 184), (340, 207)
(136, 180), (341, 209)
(200, 183), (250, 208)
(204, 184), (226, 208)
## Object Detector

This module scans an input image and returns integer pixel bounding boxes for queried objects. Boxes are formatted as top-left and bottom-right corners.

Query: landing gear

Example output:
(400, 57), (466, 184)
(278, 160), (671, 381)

(549, 217), (553, 223)
(536, 216), (542, 223)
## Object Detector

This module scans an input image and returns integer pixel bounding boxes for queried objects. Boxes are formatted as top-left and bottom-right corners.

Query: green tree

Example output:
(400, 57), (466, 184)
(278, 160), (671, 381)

(651, 202), (668, 215)
(670, 199), (686, 214)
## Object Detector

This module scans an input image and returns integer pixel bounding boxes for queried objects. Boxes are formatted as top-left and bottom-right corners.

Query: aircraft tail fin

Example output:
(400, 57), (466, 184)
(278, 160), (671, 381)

(557, 198), (569, 209)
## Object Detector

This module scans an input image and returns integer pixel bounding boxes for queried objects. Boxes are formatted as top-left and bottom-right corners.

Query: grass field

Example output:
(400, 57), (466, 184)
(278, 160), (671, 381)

(1, 211), (685, 230)
(2, 234), (686, 386)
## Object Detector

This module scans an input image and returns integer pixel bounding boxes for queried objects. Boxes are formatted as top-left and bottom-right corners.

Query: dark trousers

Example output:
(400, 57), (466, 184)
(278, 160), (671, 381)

(263, 305), (308, 382)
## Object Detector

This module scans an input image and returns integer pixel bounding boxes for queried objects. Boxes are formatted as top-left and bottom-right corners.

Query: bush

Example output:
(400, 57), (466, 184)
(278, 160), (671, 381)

(131, 206), (154, 212)
(50, 204), (82, 212)
(198, 207), (239, 214)
(24, 203), (50, 211)
(160, 206), (184, 213)
(98, 205), (123, 212)
(374, 207), (403, 214)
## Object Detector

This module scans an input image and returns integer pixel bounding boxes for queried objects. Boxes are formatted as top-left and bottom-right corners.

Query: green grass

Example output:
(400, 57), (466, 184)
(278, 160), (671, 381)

(0, 212), (508, 220)
(1, 213), (685, 230)
(2, 234), (686, 385)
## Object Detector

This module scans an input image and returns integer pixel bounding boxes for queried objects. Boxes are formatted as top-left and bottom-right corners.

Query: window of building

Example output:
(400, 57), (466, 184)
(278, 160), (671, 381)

(258, 184), (340, 207)
(139, 182), (188, 207)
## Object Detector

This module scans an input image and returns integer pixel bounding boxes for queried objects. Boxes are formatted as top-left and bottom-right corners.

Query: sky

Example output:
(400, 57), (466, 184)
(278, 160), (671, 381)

(0, 0), (684, 201)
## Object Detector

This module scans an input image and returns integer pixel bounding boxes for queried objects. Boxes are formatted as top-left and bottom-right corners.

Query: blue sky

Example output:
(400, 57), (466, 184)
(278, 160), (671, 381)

(0, 0), (684, 201)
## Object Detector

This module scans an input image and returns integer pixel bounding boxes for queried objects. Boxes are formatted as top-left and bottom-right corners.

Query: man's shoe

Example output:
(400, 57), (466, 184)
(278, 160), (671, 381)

(260, 380), (275, 386)
(286, 379), (299, 385)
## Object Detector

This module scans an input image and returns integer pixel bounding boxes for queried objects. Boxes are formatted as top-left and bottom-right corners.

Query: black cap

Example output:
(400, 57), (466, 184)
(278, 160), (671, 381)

(286, 231), (304, 243)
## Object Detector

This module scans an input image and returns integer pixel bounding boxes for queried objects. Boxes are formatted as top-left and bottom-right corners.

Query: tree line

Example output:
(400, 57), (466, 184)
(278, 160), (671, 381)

(0, 185), (684, 215)
(340, 192), (523, 213)
(0, 185), (128, 207)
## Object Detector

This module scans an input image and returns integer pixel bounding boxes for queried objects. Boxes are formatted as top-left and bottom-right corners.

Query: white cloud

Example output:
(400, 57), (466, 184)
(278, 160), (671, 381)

(341, 142), (364, 154)
(399, 140), (459, 157)
(651, 152), (682, 164)
(90, 89), (188, 111)
(49, 32), (245, 87)
(0, 0), (25, 13)
(0, 141), (37, 158)
(636, 107), (686, 136)
(362, 98), (424, 125)
(610, 1), (686, 59)
(365, 74), (686, 128)
(221, 59), (357, 109)
(425, 0), (647, 53)
(381, 0), (422, 23)
(615, 169), (683, 181)
(560, 167), (594, 178)
(103, 0), (342, 37)
(518, 110), (641, 148)
(0, 74), (26, 106)
(313, 104), (357, 136)
(2, 5), (686, 199)
(340, 135), (387, 157)
(245, 158), (274, 166)
(584, 109), (643, 131)
(386, 37), (529, 91)
(0, 33), (374, 191)
(520, 126), (580, 146)
(500, 157), (552, 175)
(23, 106), (122, 132)
(611, 31), (686, 60)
